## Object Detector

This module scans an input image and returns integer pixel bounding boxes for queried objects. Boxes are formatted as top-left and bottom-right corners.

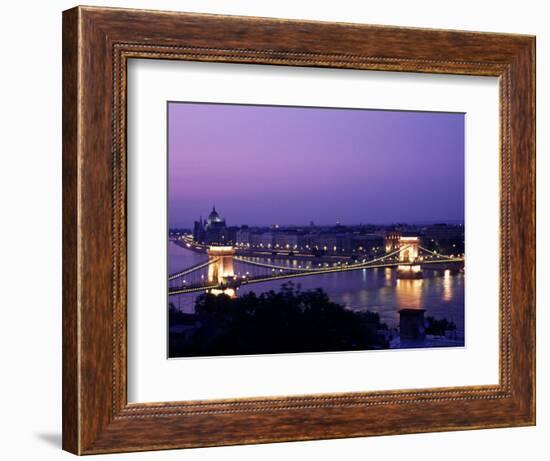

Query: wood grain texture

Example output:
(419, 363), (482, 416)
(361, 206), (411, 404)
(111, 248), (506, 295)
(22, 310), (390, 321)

(62, 5), (536, 455)
(62, 7), (80, 454)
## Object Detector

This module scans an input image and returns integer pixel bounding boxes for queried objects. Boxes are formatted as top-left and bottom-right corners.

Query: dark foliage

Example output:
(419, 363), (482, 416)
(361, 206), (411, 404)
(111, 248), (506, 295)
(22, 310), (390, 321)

(168, 303), (197, 327)
(169, 283), (389, 357)
(425, 316), (456, 336)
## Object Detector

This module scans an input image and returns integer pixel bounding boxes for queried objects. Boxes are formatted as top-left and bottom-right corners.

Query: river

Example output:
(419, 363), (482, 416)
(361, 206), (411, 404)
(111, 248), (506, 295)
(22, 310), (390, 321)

(168, 241), (465, 334)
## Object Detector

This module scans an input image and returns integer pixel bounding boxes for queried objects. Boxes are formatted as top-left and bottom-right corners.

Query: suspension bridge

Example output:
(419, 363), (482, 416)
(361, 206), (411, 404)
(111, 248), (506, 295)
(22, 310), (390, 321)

(168, 238), (464, 296)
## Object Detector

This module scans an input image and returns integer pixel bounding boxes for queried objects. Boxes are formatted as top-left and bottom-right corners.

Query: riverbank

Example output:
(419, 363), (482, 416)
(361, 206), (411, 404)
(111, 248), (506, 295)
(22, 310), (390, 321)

(170, 238), (382, 264)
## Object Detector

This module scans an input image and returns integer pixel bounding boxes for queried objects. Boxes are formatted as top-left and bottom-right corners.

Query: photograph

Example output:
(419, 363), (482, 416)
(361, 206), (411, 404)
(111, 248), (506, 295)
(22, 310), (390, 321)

(52, 4), (537, 456)
(167, 102), (466, 358)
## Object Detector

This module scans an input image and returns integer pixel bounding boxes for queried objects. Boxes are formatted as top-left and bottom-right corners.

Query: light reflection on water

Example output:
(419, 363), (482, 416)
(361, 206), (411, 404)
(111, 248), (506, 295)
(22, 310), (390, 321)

(395, 279), (424, 309)
(168, 242), (464, 332)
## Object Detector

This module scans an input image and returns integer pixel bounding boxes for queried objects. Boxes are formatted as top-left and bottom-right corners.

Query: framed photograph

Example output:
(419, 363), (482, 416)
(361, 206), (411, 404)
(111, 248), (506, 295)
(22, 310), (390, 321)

(166, 101), (466, 359)
(62, 6), (535, 454)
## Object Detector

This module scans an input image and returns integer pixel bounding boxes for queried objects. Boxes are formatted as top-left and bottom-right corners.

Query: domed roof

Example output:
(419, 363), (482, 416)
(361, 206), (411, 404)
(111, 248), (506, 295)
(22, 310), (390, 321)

(208, 205), (223, 223)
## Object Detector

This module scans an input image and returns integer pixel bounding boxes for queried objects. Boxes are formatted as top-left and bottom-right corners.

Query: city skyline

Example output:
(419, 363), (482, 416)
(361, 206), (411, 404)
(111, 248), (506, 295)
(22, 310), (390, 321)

(168, 102), (465, 229)
(171, 204), (464, 230)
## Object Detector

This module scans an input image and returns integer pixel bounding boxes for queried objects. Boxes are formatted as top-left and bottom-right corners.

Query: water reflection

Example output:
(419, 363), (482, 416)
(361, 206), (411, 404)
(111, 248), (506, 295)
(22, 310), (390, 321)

(443, 269), (452, 302)
(395, 278), (423, 309)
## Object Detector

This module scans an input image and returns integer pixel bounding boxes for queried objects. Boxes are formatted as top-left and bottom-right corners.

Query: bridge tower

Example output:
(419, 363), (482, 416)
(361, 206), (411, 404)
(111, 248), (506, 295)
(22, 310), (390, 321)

(397, 236), (423, 279)
(207, 245), (237, 296)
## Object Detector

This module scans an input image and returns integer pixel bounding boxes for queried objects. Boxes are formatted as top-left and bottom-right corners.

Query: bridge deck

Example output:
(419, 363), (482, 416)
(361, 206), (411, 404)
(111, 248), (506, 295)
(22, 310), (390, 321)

(168, 257), (464, 295)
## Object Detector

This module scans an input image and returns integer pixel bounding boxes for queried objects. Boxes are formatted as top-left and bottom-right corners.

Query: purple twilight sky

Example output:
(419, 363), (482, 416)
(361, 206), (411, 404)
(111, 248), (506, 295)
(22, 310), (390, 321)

(168, 102), (464, 229)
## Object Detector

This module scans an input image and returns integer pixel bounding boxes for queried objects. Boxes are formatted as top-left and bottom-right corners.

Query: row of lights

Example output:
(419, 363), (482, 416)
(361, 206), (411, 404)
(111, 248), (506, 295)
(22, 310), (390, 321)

(234, 242), (381, 252)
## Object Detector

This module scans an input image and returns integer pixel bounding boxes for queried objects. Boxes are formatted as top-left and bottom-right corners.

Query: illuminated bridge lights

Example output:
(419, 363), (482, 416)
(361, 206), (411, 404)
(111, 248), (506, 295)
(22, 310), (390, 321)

(167, 242), (464, 296)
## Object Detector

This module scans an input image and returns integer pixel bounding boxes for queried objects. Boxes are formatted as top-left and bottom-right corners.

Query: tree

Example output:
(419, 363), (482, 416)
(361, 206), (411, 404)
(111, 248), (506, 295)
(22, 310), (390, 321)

(169, 282), (389, 357)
